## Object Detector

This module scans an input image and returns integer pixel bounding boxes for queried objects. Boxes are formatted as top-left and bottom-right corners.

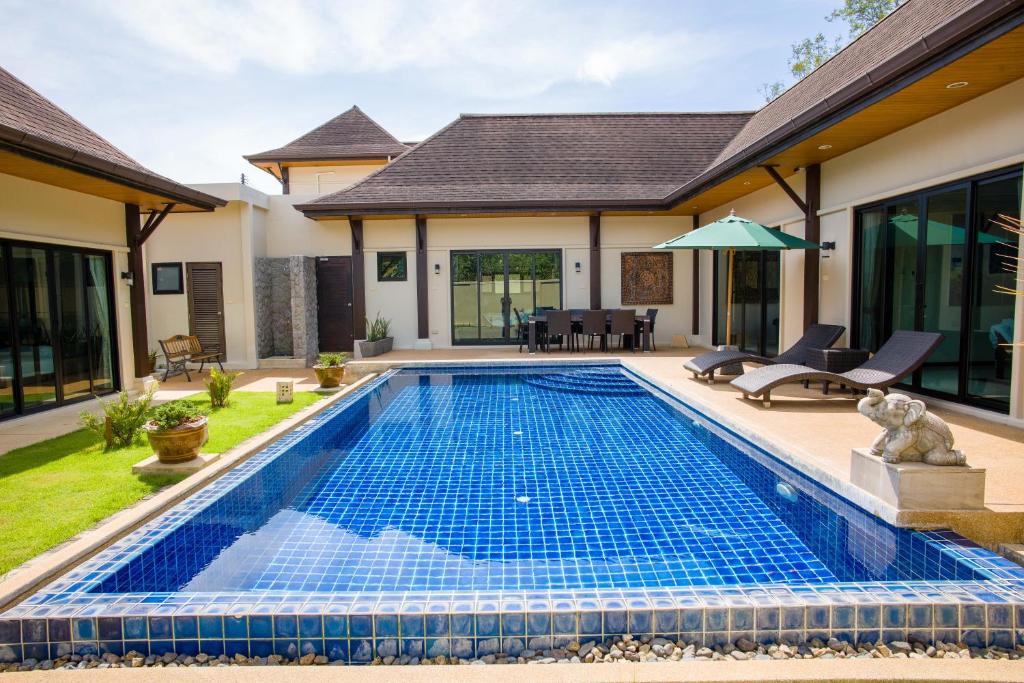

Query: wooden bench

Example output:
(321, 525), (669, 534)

(158, 335), (224, 382)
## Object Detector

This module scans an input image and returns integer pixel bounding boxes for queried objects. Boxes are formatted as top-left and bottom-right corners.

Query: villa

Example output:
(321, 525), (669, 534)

(139, 0), (1022, 422)
(2, 0), (1024, 674)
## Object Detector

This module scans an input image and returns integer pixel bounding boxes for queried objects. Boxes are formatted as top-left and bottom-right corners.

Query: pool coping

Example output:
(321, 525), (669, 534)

(0, 374), (380, 615)
(3, 363), (1024, 664)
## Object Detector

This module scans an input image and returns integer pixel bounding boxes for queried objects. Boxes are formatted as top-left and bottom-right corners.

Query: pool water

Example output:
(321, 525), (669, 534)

(90, 366), (989, 595)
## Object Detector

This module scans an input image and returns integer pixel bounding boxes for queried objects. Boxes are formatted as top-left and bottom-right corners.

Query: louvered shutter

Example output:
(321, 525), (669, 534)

(186, 262), (225, 358)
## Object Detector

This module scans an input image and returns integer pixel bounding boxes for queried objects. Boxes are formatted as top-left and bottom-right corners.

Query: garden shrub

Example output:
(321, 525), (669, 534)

(205, 367), (242, 408)
(80, 384), (156, 449)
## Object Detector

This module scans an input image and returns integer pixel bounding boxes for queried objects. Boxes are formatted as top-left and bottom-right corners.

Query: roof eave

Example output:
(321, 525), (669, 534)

(243, 152), (401, 163)
(0, 124), (227, 211)
(295, 196), (669, 218)
(664, 0), (1024, 209)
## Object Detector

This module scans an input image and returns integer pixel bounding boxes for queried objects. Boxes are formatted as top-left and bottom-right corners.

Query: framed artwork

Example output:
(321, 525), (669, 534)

(621, 251), (673, 305)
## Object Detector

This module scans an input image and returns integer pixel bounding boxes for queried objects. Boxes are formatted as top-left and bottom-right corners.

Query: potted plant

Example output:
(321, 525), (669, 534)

(313, 351), (349, 389)
(145, 349), (158, 376)
(145, 401), (208, 464)
(357, 312), (393, 358)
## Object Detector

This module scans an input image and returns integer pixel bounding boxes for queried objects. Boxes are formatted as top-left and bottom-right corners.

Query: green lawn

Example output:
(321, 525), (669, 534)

(0, 391), (323, 576)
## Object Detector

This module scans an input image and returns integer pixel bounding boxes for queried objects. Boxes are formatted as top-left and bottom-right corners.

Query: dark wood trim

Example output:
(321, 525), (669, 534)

(761, 166), (808, 215)
(691, 214), (700, 336)
(589, 214), (601, 309)
(350, 218), (366, 339)
(415, 216), (428, 338)
(803, 164), (821, 329)
(280, 165), (290, 195)
(124, 203), (149, 378)
(138, 203), (175, 245)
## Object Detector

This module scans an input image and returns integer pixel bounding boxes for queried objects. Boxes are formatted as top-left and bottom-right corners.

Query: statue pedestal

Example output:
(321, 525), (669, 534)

(850, 448), (986, 511)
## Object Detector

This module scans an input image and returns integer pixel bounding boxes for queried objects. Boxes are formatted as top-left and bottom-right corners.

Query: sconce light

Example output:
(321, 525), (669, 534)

(120, 271), (134, 286)
(820, 241), (836, 251)
(434, 264), (441, 275)
(574, 262), (581, 273)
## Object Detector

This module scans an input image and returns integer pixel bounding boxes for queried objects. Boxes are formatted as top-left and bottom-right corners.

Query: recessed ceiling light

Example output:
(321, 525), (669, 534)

(817, 144), (832, 150)
(743, 181), (751, 186)
(946, 81), (968, 89)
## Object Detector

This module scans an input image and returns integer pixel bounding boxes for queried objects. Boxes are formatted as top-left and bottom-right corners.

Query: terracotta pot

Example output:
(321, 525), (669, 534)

(314, 365), (345, 389)
(146, 417), (208, 464)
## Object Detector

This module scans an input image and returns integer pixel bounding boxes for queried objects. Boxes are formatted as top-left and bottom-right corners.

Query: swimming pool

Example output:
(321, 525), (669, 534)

(3, 363), (1023, 663)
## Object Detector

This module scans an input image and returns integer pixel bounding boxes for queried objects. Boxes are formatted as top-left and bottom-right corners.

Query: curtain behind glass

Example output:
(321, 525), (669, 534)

(86, 255), (114, 392)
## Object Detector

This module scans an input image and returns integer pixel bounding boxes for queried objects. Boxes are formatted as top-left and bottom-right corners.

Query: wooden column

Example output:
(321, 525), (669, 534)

(416, 217), (428, 339)
(124, 204), (149, 378)
(589, 214), (601, 309)
(350, 218), (366, 340)
(804, 164), (821, 329)
(280, 165), (290, 195)
(691, 214), (700, 336)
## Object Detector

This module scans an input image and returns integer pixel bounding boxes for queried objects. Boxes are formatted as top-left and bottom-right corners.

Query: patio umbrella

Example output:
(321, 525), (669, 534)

(653, 210), (820, 346)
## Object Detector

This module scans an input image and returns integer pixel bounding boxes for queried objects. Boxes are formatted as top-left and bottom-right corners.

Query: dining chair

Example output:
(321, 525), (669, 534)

(610, 309), (637, 352)
(645, 308), (659, 351)
(513, 307), (530, 353)
(544, 309), (573, 352)
(580, 309), (608, 352)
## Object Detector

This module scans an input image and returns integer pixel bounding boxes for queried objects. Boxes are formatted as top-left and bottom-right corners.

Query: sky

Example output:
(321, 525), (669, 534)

(1, 0), (839, 195)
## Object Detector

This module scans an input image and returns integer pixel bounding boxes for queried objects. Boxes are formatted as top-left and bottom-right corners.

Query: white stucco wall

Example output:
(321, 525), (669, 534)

(288, 163), (387, 196)
(364, 219), (417, 348)
(701, 77), (1024, 418)
(0, 172), (136, 391)
(144, 200), (264, 369)
(264, 195), (352, 258)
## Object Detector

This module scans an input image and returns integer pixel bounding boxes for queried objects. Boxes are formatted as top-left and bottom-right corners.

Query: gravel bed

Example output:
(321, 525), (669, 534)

(2, 634), (1023, 671)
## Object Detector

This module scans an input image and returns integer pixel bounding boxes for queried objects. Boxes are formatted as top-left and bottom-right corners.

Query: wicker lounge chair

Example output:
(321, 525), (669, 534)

(683, 323), (845, 383)
(729, 330), (943, 407)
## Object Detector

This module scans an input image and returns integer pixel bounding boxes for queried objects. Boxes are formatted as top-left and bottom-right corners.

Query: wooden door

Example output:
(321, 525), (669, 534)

(316, 256), (354, 352)
(186, 262), (226, 359)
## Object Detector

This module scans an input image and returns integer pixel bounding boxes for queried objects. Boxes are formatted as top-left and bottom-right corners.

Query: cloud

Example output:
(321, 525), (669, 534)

(88, 0), (719, 98)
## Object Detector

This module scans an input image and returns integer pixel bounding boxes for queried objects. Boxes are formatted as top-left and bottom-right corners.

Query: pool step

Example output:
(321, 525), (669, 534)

(521, 369), (647, 396)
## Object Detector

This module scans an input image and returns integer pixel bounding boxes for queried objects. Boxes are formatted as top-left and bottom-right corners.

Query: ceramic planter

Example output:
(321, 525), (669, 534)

(146, 417), (209, 464)
(357, 337), (393, 358)
(314, 365), (346, 389)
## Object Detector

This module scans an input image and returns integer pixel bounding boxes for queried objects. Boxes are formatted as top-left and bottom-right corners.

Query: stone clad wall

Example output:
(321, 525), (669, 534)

(255, 258), (294, 357)
(289, 256), (319, 366)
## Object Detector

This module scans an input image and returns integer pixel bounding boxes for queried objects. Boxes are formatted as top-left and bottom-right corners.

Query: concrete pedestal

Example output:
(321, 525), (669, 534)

(132, 452), (221, 476)
(850, 447), (985, 511)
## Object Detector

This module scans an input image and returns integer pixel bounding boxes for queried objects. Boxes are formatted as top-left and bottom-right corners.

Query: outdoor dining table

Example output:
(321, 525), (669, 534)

(527, 313), (652, 354)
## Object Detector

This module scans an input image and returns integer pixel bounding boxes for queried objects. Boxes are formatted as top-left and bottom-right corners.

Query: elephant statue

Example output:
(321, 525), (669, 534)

(856, 389), (966, 466)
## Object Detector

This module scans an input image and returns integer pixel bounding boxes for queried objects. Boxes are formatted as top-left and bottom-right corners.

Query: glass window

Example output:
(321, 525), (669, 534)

(376, 252), (407, 281)
(966, 174), (1021, 411)
(0, 248), (14, 416)
(855, 208), (886, 352)
(58, 251), (92, 401)
(11, 246), (56, 410)
(151, 262), (183, 294)
(86, 254), (115, 393)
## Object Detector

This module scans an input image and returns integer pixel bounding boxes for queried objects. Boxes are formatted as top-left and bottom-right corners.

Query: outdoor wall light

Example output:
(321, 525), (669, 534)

(821, 241), (836, 251)
(120, 271), (134, 286)
(434, 264), (441, 275)
(574, 262), (581, 273)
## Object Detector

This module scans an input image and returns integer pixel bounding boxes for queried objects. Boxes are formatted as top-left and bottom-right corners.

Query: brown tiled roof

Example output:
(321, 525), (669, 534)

(298, 112), (753, 212)
(245, 106), (409, 162)
(665, 0), (1014, 205)
(0, 66), (225, 210)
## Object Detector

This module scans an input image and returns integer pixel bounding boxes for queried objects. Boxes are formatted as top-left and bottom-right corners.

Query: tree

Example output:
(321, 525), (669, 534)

(760, 0), (905, 103)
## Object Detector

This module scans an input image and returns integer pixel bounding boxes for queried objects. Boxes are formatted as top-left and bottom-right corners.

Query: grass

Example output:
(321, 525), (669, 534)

(0, 391), (323, 576)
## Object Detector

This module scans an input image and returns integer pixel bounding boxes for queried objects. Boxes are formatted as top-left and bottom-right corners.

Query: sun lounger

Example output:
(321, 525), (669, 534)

(729, 330), (943, 407)
(683, 323), (845, 383)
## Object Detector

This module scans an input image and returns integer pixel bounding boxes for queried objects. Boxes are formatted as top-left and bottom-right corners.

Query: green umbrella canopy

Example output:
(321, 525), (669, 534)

(653, 212), (821, 251)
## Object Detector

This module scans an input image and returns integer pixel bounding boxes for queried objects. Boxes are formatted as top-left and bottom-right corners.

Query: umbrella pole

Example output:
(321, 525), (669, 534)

(725, 248), (735, 346)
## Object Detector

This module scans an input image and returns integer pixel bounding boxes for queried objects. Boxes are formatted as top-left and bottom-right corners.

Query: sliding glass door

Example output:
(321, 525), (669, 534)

(713, 248), (781, 357)
(853, 167), (1021, 412)
(0, 239), (119, 419)
(451, 250), (562, 344)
